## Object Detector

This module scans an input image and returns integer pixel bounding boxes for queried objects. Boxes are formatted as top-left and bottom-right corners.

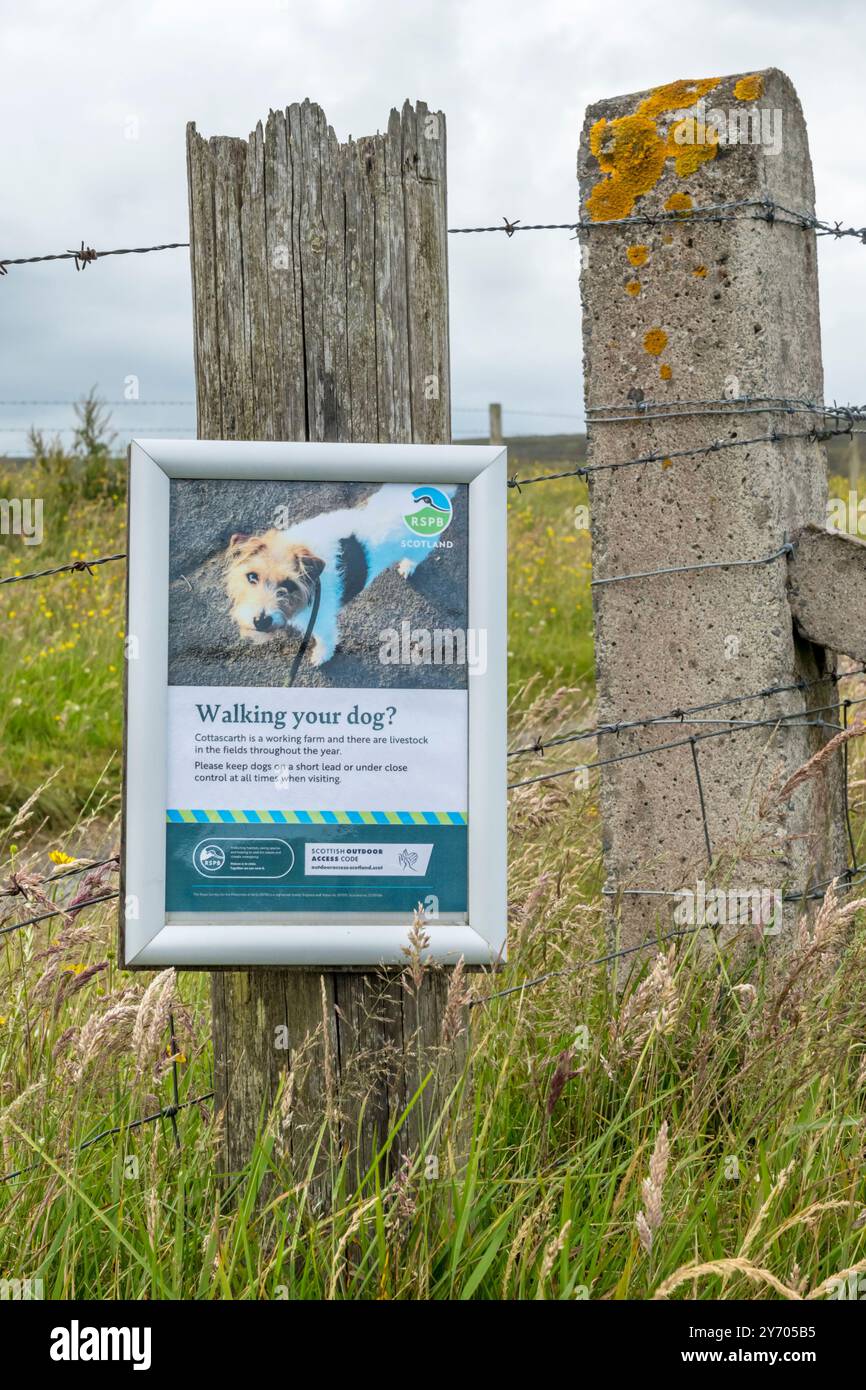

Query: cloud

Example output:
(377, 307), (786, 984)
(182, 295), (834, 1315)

(1, 0), (864, 451)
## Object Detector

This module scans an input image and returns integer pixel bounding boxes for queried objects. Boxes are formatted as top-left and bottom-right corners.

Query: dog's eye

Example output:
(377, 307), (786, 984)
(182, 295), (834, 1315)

(246, 571), (259, 585)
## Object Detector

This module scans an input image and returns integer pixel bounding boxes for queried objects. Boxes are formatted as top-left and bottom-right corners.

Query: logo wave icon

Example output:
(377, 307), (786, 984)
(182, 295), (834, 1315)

(410, 485), (452, 513)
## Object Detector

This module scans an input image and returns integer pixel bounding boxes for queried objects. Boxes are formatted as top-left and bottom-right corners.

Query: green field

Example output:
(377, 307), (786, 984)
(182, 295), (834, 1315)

(1, 431), (866, 1300)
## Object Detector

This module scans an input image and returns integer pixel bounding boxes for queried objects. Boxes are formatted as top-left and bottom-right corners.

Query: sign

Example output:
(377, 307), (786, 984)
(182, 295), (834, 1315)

(121, 441), (506, 967)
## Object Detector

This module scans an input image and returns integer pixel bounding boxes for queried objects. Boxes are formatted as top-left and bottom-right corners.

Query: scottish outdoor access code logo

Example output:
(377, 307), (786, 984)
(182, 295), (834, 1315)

(403, 486), (453, 537)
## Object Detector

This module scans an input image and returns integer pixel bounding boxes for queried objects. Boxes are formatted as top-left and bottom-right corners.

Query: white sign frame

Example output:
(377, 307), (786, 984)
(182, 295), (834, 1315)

(121, 439), (507, 969)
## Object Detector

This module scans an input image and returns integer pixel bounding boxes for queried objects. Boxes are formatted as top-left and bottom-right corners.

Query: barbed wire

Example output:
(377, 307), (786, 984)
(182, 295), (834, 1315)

(586, 398), (866, 427)
(469, 921), (711, 1005)
(508, 463), (588, 488)
(0, 1090), (213, 1185)
(507, 693), (866, 791)
(0, 890), (120, 939)
(586, 395), (866, 420)
(0, 400), (195, 407)
(508, 665), (866, 760)
(508, 426), (853, 490)
(0, 553), (126, 587)
(447, 199), (866, 241)
(0, 854), (118, 901)
(1, 199), (863, 281)
(604, 862), (866, 906)
(0, 241), (189, 275)
(0, 425), (194, 434)
(470, 862), (866, 1007)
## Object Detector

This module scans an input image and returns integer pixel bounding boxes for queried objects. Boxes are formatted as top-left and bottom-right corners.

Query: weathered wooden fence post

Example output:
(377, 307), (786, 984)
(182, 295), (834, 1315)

(186, 99), (456, 1183)
(577, 69), (849, 958)
(489, 402), (503, 445)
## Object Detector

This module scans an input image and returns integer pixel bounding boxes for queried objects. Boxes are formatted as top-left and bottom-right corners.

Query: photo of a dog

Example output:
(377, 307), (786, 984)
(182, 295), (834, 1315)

(222, 484), (456, 666)
(167, 478), (467, 691)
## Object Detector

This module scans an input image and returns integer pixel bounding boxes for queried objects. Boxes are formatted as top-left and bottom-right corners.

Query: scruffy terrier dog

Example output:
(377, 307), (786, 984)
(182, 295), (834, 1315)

(223, 483), (455, 666)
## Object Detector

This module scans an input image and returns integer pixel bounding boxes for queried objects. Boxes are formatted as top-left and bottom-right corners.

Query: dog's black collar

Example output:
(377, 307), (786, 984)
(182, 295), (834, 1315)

(336, 534), (368, 604)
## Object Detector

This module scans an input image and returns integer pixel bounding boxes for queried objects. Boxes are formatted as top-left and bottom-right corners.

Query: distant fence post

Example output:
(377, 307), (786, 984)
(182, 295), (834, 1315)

(186, 99), (458, 1186)
(848, 431), (861, 494)
(489, 402), (503, 445)
(577, 69), (848, 958)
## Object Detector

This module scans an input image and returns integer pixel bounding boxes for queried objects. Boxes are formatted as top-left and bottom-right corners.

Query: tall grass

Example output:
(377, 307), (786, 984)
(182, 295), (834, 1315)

(2, 758), (866, 1298)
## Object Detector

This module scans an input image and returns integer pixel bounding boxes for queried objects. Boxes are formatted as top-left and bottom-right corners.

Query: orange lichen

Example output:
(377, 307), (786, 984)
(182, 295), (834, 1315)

(643, 328), (668, 356)
(587, 114), (668, 221)
(664, 192), (693, 214)
(667, 120), (718, 177)
(586, 77), (723, 222)
(637, 78), (719, 118)
(625, 279), (641, 296)
(661, 457), (673, 469)
(627, 244), (649, 266)
(692, 265), (708, 277)
(659, 364), (673, 380)
(734, 74), (763, 101)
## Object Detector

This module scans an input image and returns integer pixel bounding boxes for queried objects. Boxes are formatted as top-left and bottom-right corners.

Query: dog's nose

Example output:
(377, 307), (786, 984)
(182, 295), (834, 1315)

(253, 611), (273, 633)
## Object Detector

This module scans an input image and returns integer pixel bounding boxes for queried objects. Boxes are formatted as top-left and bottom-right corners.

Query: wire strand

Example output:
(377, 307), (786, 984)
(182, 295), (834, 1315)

(0, 891), (120, 938)
(591, 539), (794, 589)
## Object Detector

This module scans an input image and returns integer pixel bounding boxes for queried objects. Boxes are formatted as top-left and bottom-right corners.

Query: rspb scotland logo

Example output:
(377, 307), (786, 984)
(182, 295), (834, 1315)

(403, 486), (453, 537)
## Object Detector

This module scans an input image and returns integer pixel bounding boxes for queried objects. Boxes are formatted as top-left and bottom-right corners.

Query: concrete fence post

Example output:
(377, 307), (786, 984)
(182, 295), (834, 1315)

(577, 69), (848, 957)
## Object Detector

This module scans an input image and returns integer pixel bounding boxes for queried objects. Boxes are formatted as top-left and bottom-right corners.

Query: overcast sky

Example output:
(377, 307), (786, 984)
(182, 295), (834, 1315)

(1, 0), (864, 452)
